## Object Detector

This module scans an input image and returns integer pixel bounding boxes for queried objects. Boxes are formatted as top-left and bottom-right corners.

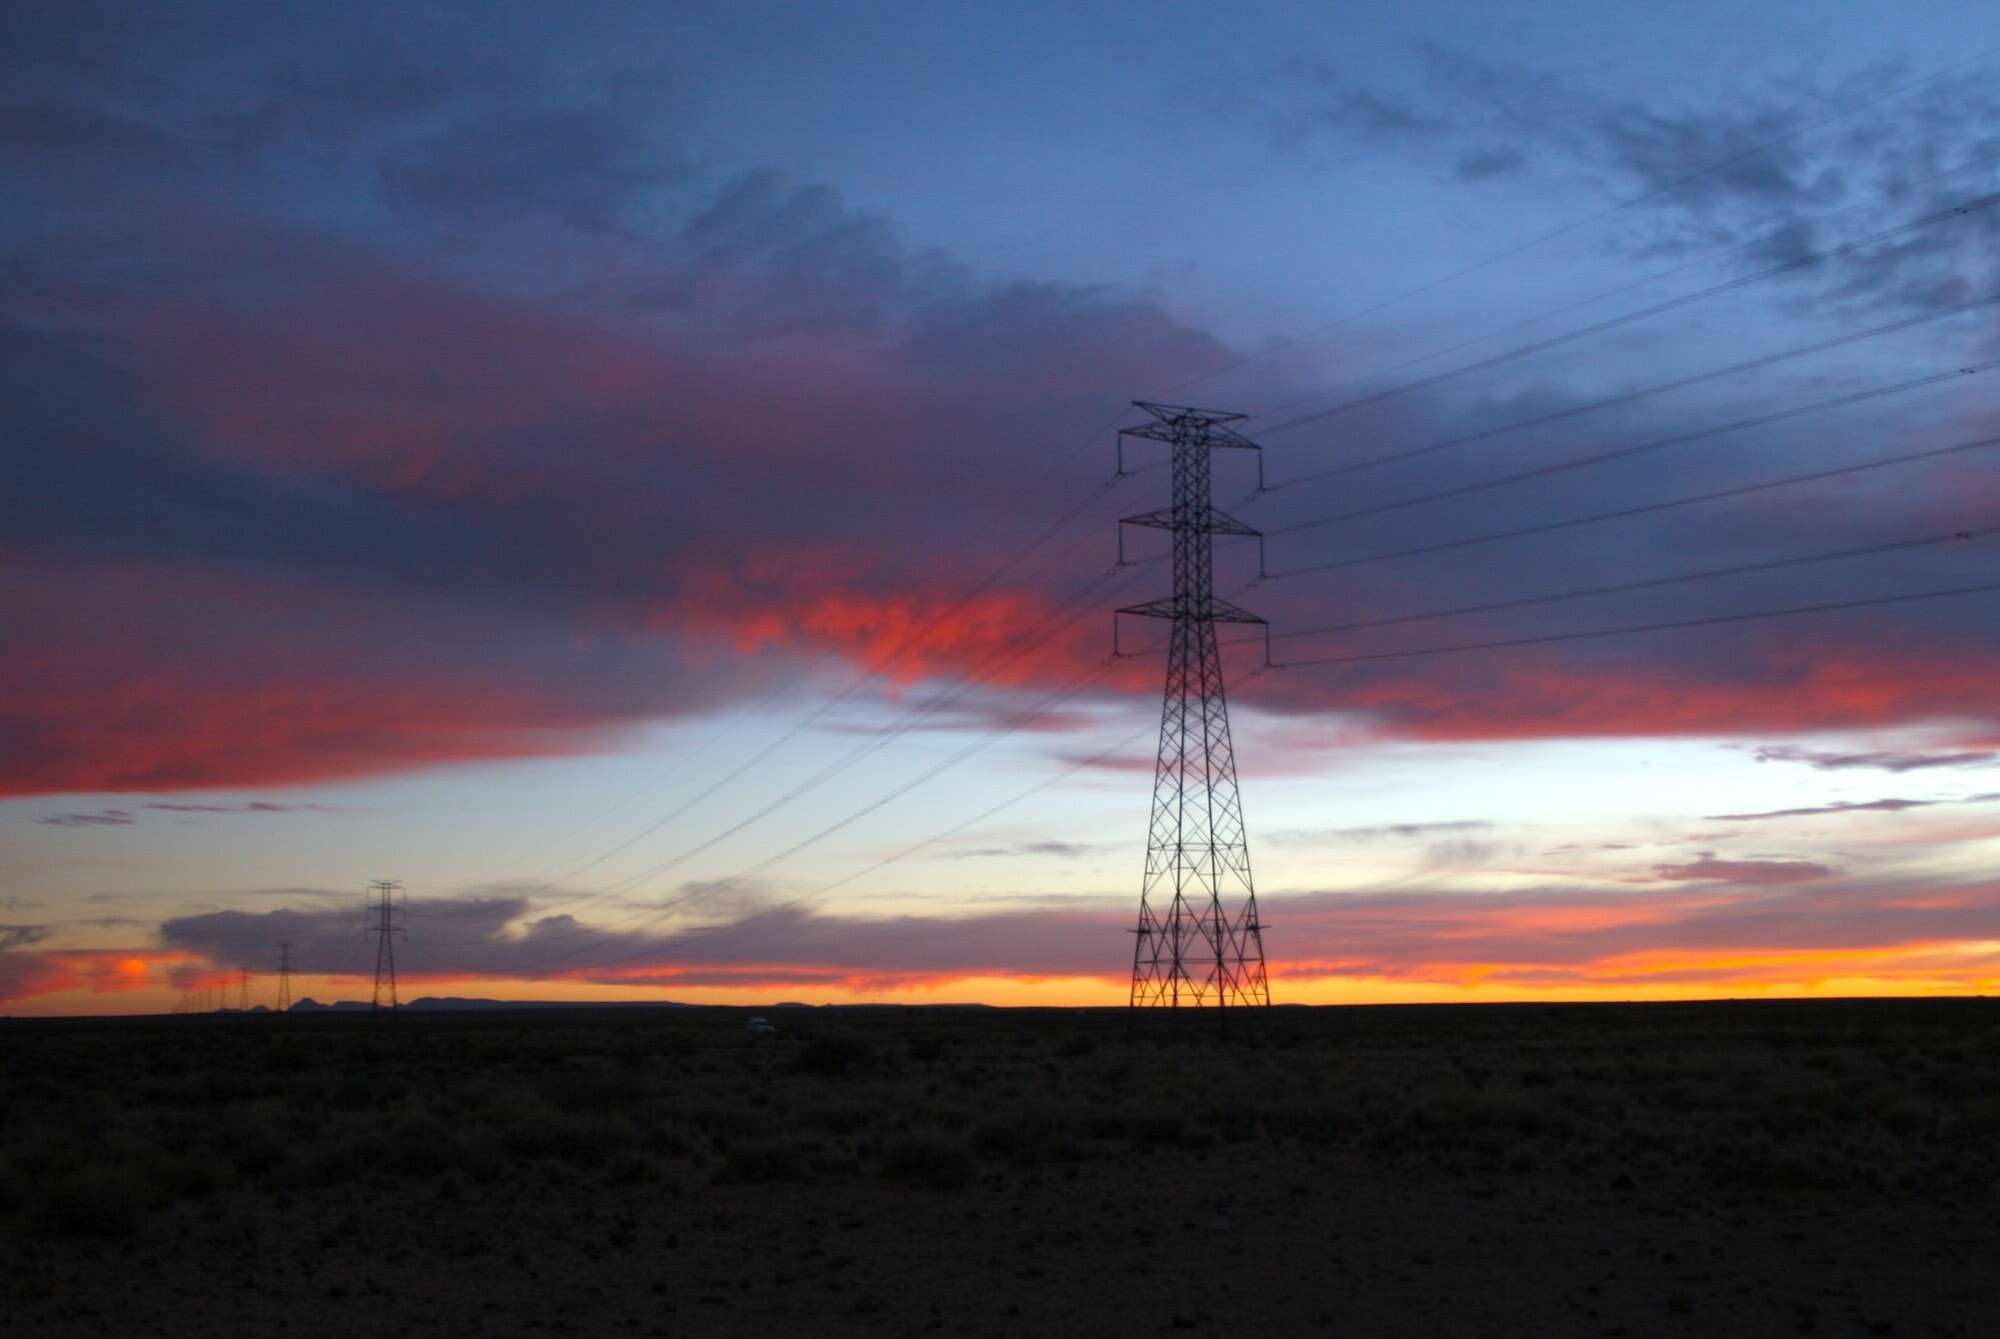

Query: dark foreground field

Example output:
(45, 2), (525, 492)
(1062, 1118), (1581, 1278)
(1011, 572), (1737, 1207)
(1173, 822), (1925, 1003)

(3, 1000), (1996, 1338)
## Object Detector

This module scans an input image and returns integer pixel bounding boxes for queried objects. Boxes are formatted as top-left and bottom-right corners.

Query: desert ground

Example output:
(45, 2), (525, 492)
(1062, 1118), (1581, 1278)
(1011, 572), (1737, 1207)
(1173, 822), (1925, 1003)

(3, 998), (1995, 1337)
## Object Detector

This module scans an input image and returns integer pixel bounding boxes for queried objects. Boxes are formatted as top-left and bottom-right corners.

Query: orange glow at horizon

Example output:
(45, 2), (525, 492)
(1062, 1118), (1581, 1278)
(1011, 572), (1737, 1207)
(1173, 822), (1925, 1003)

(9, 951), (1997, 1017)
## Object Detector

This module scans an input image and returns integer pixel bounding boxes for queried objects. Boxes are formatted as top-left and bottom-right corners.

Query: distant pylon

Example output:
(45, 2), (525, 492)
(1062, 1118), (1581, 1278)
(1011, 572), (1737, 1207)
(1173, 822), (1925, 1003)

(368, 880), (404, 1014)
(235, 968), (249, 1012)
(1114, 402), (1272, 1007)
(275, 942), (294, 1013)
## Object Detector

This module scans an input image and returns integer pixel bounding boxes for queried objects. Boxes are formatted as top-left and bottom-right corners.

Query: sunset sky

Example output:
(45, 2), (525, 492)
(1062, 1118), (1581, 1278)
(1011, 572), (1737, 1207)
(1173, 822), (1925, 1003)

(6, 0), (2000, 1014)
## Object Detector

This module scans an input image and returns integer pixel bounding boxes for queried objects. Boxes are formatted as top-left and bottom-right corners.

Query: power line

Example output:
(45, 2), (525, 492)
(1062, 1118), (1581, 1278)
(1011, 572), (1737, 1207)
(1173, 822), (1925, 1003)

(420, 561), (1141, 960)
(432, 59), (1999, 974)
(1270, 579), (2000, 670)
(493, 657), (1124, 978)
(480, 704), (1189, 986)
(735, 718), (1167, 916)
(1254, 187), (2000, 439)
(1265, 524), (1999, 642)
(1241, 142), (2000, 437)
(1264, 291), (2000, 493)
(570, 565), (1139, 908)
(1158, 44), (2000, 405)
(475, 374), (1247, 943)
(468, 477), (1136, 927)
(1114, 403), (1271, 1007)
(441, 56), (1998, 943)
(1264, 433), (2000, 579)
(1267, 359), (2000, 538)
(507, 712), (838, 914)
(403, 51), (2000, 997)
(407, 560), (1147, 969)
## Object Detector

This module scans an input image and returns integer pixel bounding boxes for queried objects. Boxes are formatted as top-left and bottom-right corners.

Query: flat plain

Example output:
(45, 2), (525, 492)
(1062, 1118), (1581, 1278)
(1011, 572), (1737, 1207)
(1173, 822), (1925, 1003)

(3, 998), (1996, 1337)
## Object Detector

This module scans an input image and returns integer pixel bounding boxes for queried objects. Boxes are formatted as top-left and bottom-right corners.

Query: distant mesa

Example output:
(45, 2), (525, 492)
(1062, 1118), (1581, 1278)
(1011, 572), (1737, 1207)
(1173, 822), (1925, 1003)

(275, 996), (992, 1013)
(287, 997), (369, 1012)
(285, 996), (691, 1012)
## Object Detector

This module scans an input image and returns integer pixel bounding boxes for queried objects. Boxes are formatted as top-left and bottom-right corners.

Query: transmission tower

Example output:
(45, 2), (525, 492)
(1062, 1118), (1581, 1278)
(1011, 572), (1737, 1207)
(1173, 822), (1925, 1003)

(275, 942), (294, 1013)
(368, 880), (403, 1013)
(1114, 402), (1272, 1007)
(235, 968), (249, 1012)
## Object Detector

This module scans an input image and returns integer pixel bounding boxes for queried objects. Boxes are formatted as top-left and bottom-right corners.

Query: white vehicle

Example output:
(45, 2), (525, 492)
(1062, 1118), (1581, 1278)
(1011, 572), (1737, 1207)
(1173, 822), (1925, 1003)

(746, 1016), (777, 1037)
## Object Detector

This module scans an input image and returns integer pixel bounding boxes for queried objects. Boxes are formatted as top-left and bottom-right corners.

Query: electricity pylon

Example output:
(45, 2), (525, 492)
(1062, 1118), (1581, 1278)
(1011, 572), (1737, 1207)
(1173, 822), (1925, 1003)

(1114, 402), (1271, 1007)
(235, 968), (249, 1012)
(275, 942), (294, 1013)
(368, 880), (403, 1013)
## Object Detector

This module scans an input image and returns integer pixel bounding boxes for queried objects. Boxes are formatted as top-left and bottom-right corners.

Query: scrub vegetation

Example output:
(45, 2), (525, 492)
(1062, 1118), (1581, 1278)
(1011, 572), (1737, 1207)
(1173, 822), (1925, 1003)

(2, 1000), (1996, 1335)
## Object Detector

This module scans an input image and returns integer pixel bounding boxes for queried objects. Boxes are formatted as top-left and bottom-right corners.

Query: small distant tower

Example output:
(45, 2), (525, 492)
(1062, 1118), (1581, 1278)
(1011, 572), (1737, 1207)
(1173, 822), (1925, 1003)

(275, 942), (294, 1013)
(235, 968), (250, 1012)
(368, 880), (404, 1014)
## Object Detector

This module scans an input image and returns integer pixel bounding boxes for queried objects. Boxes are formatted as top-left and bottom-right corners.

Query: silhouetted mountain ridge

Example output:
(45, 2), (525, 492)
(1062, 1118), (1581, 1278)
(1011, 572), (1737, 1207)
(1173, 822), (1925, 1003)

(287, 996), (695, 1012)
(282, 997), (996, 1012)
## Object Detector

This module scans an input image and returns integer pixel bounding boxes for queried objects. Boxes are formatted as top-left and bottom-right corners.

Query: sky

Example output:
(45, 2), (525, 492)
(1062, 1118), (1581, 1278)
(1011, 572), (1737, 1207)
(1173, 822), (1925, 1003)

(5, 0), (2000, 1013)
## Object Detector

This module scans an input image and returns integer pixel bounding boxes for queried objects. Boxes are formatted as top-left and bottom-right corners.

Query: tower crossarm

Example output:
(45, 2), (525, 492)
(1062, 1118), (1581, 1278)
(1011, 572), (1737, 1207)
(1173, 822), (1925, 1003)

(1119, 420), (1261, 451)
(1116, 401), (1265, 489)
(1116, 595), (1268, 624)
(1118, 506), (1262, 536)
(1124, 401), (1258, 449)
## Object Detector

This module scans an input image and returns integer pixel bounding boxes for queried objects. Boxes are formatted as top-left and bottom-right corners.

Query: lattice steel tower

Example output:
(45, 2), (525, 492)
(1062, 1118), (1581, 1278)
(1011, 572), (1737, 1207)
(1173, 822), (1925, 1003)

(1114, 402), (1271, 1007)
(275, 941), (294, 1013)
(368, 880), (403, 1013)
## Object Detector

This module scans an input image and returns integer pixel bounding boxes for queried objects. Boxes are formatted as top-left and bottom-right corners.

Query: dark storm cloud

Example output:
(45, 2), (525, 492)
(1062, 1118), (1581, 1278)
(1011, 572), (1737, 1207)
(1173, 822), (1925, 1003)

(1753, 745), (1994, 773)
(0, 100), (177, 156)
(643, 167), (969, 335)
(126, 870), (2000, 996)
(1238, 40), (1845, 212)
(159, 898), (531, 974)
(0, 17), (462, 186)
(1587, 100), (1846, 210)
(1412, 45), (1885, 209)
(0, 145), (1242, 797)
(681, 169), (910, 274)
(1254, 61), (1449, 150)
(0, 332), (533, 601)
(1455, 146), (1526, 180)
(9, 2), (2000, 806)
(380, 104), (690, 228)
(1230, 43), (2000, 311)
(210, 59), (456, 162)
